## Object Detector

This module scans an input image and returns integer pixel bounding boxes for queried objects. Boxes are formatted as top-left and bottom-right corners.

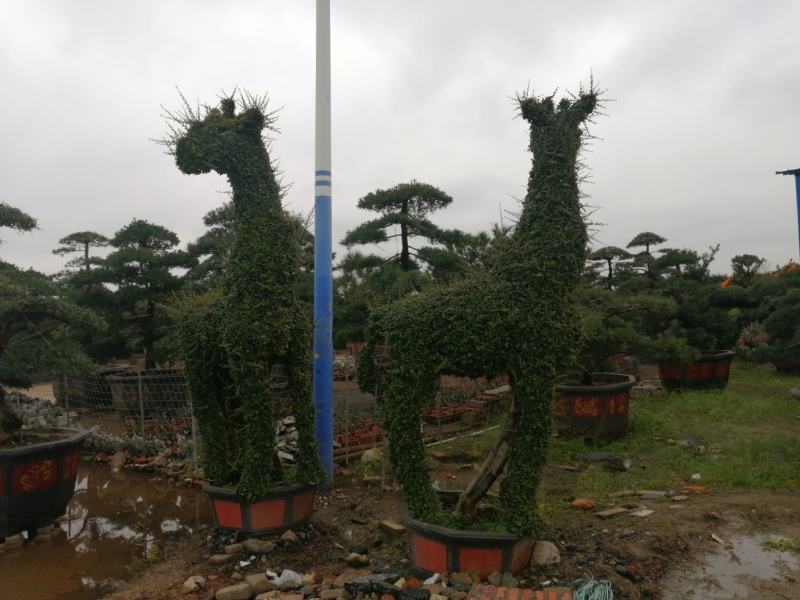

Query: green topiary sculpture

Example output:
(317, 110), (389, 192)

(167, 94), (322, 497)
(359, 84), (599, 535)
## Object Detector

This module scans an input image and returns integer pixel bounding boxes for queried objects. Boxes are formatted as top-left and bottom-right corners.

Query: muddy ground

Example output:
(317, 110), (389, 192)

(78, 457), (800, 600)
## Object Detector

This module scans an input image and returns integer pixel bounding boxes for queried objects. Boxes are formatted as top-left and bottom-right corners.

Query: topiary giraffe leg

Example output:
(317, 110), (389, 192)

(500, 368), (555, 535)
(285, 329), (324, 484)
(383, 368), (441, 521)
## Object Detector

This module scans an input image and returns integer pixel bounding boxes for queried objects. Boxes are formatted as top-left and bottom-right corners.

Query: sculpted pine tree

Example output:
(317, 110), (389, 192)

(359, 85), (599, 534)
(53, 231), (109, 272)
(588, 245), (632, 289)
(343, 181), (454, 272)
(0, 202), (37, 240)
(97, 219), (193, 368)
(168, 95), (322, 496)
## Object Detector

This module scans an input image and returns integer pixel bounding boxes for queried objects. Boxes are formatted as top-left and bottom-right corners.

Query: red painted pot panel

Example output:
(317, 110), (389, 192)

(214, 499), (243, 529)
(292, 490), (315, 520)
(715, 361), (730, 377)
(459, 547), (502, 578)
(63, 450), (80, 480)
(659, 365), (683, 380)
(249, 499), (285, 530)
(413, 535), (447, 574)
(687, 362), (713, 380)
(13, 459), (57, 494)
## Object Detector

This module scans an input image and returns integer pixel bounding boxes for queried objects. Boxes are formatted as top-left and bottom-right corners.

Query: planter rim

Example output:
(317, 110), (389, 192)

(555, 372), (636, 395)
(106, 369), (184, 382)
(397, 495), (524, 543)
(659, 349), (736, 366)
(202, 480), (317, 501)
(0, 427), (89, 458)
(698, 349), (735, 360)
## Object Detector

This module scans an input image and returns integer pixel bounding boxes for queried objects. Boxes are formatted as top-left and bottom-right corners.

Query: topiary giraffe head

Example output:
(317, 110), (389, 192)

(174, 97), (268, 176)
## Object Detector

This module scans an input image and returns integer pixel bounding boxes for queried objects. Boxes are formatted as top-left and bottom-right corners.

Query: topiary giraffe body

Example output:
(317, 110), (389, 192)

(174, 97), (322, 497)
(359, 88), (597, 534)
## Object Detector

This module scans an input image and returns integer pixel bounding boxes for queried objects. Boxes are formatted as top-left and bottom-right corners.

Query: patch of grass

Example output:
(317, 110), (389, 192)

(429, 363), (799, 502)
(763, 538), (800, 553)
(543, 362), (800, 500)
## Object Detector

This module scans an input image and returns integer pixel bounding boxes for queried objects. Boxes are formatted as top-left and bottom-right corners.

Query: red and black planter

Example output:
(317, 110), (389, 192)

(658, 350), (735, 392)
(398, 497), (534, 579)
(554, 373), (636, 438)
(0, 428), (89, 542)
(203, 481), (316, 535)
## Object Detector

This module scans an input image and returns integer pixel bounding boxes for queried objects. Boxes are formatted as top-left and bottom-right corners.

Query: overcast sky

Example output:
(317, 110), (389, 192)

(1, 0), (799, 276)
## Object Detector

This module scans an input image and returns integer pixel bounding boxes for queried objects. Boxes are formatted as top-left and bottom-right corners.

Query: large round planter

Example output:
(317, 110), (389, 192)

(0, 427), (89, 541)
(554, 373), (636, 438)
(658, 350), (735, 392)
(203, 481), (316, 535)
(398, 497), (534, 579)
(106, 369), (188, 416)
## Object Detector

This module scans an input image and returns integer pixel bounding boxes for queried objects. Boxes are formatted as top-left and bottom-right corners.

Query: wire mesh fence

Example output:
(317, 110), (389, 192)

(36, 354), (511, 472)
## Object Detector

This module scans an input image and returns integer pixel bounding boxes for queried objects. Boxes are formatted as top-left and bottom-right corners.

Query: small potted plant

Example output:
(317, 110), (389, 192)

(359, 85), (599, 577)
(554, 286), (674, 438)
(0, 255), (98, 542)
(168, 95), (323, 535)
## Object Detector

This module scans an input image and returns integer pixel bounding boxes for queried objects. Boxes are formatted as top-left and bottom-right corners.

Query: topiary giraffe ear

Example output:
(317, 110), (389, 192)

(240, 108), (265, 136)
(519, 96), (554, 126)
(568, 93), (597, 122)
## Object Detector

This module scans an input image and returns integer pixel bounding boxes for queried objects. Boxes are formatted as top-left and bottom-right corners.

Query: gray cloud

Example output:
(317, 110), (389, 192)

(1, 0), (799, 275)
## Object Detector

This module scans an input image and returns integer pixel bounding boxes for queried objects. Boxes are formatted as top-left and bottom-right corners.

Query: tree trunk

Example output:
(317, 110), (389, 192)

(453, 395), (518, 523)
(84, 241), (90, 271)
(143, 300), (156, 369)
(400, 201), (411, 271)
(0, 385), (22, 443)
(606, 258), (613, 289)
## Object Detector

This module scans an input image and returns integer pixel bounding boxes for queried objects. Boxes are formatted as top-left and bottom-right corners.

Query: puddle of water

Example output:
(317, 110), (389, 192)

(0, 463), (210, 600)
(661, 534), (800, 599)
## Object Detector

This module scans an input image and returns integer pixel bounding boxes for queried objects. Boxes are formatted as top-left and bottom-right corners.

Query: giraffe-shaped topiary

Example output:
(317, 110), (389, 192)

(358, 85), (599, 534)
(171, 96), (322, 497)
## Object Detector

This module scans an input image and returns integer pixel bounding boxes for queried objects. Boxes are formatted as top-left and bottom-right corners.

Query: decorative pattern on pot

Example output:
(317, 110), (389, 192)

(554, 373), (636, 438)
(658, 350), (735, 391)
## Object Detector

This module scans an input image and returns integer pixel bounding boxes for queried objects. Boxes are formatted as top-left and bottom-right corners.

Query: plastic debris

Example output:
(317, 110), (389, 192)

(573, 578), (614, 600)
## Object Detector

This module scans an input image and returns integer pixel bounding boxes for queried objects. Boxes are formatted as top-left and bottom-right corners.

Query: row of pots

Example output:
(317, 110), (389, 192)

(555, 349), (735, 438)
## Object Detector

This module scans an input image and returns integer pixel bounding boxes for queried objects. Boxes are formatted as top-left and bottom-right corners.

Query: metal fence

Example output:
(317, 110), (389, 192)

(46, 357), (511, 471)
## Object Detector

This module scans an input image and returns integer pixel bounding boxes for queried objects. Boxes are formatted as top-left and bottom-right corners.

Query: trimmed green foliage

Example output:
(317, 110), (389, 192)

(169, 94), (322, 497)
(359, 85), (599, 535)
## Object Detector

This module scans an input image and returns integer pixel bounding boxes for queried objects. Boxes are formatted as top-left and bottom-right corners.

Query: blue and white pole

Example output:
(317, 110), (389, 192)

(776, 168), (800, 260)
(313, 0), (334, 489)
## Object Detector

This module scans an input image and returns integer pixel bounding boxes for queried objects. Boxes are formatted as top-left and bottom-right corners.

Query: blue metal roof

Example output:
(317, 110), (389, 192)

(776, 168), (800, 176)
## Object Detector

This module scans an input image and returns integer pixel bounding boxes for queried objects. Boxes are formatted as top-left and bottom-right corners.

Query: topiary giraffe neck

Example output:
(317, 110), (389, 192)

(226, 144), (283, 223)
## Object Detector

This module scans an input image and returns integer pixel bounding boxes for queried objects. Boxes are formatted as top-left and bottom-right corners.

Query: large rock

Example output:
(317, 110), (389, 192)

(182, 575), (205, 592)
(246, 573), (274, 594)
(243, 538), (276, 555)
(360, 447), (382, 464)
(215, 582), (253, 600)
(530, 541), (561, 566)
